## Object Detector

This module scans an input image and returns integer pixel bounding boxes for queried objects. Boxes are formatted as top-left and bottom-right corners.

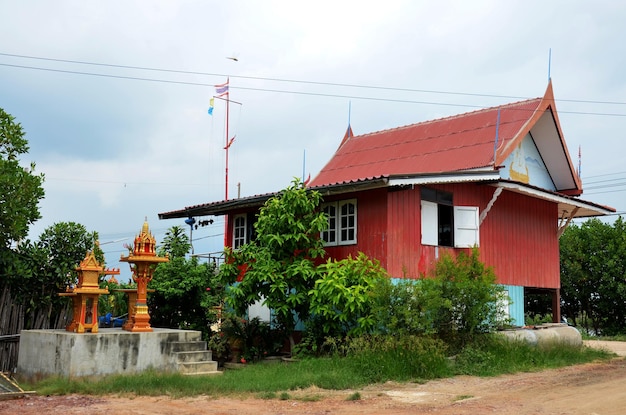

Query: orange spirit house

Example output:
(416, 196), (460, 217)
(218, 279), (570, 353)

(120, 220), (168, 332)
(60, 248), (120, 333)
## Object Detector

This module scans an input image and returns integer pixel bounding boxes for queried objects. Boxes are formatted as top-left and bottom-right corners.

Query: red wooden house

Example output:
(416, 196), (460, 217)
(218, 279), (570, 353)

(159, 82), (613, 326)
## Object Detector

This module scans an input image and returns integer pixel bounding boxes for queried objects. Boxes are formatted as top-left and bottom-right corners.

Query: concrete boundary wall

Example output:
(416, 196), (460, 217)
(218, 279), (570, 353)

(17, 328), (202, 380)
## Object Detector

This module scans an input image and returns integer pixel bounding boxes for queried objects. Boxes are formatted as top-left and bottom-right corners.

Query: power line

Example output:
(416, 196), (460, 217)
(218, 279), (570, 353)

(2, 58), (626, 117)
(4, 52), (626, 106)
(583, 171), (626, 180)
(45, 175), (208, 187)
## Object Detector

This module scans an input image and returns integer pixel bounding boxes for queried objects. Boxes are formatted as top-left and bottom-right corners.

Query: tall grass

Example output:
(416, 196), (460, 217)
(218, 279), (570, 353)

(454, 335), (612, 376)
(28, 334), (614, 397)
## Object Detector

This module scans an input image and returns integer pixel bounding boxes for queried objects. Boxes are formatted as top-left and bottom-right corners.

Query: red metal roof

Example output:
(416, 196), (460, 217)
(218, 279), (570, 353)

(311, 95), (546, 188)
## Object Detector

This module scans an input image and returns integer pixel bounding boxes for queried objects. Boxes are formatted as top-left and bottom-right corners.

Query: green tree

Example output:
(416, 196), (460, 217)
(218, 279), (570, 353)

(8, 222), (100, 329)
(149, 226), (221, 337)
(219, 178), (327, 351)
(560, 217), (626, 335)
(0, 108), (45, 249)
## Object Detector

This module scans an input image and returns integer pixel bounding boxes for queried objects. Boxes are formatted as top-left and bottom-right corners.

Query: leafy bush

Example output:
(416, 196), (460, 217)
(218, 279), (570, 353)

(309, 253), (391, 337)
(370, 278), (435, 337)
(212, 314), (286, 363)
(369, 248), (509, 350)
(428, 248), (509, 345)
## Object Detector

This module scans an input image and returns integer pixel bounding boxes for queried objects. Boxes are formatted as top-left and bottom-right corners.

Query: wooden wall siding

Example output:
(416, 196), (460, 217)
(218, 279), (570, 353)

(323, 188), (388, 268)
(386, 187), (422, 279)
(434, 183), (560, 289)
(226, 182), (559, 290)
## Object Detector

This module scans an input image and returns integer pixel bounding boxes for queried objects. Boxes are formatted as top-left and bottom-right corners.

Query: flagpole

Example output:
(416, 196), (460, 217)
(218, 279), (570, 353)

(225, 77), (230, 201)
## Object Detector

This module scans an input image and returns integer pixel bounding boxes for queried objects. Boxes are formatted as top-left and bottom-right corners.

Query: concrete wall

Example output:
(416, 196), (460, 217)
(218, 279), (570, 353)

(17, 328), (202, 380)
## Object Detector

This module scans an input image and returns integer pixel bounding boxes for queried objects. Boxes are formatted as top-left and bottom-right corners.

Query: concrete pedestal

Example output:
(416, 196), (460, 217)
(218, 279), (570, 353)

(17, 327), (206, 381)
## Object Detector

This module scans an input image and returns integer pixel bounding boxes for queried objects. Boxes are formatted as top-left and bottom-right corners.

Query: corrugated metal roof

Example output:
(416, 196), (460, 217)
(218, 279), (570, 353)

(310, 97), (543, 188)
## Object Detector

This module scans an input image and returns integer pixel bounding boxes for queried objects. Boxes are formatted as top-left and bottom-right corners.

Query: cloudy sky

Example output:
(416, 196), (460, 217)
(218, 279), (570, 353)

(2, 1), (625, 279)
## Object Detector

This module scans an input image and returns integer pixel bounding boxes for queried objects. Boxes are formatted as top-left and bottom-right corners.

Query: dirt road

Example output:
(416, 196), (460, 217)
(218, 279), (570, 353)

(3, 342), (625, 415)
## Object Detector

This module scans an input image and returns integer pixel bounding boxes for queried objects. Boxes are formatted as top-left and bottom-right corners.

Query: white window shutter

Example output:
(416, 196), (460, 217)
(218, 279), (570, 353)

(421, 200), (438, 246)
(454, 206), (480, 248)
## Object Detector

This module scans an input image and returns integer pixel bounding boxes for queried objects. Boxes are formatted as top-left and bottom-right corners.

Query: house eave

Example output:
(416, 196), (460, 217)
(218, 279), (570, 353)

(158, 193), (276, 219)
(387, 170), (501, 187)
(495, 180), (615, 218)
(158, 177), (391, 220)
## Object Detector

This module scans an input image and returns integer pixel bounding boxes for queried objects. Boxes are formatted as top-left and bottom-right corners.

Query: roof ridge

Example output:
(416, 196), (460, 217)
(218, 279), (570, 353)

(337, 117), (523, 157)
(352, 96), (542, 140)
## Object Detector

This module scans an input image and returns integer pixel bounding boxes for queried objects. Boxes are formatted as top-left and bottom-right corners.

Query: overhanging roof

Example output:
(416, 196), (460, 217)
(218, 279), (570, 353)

(158, 178), (390, 219)
(158, 174), (613, 220)
(495, 180), (614, 218)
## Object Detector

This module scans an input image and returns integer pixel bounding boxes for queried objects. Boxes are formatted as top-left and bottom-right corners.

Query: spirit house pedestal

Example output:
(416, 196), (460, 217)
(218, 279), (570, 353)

(59, 248), (120, 333)
(120, 220), (168, 332)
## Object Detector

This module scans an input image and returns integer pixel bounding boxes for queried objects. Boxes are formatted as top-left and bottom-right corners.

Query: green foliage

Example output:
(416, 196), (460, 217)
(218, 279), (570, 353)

(219, 178), (327, 346)
(158, 225), (190, 258)
(215, 314), (284, 363)
(339, 335), (451, 382)
(369, 249), (509, 349)
(427, 248), (510, 346)
(309, 253), (391, 337)
(98, 279), (134, 318)
(149, 226), (221, 336)
(0, 108), (45, 249)
(560, 217), (626, 335)
(5, 222), (100, 327)
(370, 278), (435, 337)
(452, 334), (611, 376)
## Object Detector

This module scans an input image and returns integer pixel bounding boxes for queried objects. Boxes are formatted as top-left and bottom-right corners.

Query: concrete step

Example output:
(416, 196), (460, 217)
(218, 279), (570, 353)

(169, 341), (207, 352)
(175, 350), (213, 363)
(178, 360), (219, 375)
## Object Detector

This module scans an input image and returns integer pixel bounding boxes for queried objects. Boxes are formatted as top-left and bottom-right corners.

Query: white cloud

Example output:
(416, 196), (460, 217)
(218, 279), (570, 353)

(0, 0), (624, 268)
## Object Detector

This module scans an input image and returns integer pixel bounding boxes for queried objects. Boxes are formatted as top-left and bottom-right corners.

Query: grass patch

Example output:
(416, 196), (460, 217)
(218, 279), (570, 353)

(346, 392), (361, 401)
(588, 334), (626, 342)
(454, 394), (473, 401)
(26, 334), (614, 398)
(453, 335), (613, 377)
(298, 394), (321, 402)
(257, 391), (276, 399)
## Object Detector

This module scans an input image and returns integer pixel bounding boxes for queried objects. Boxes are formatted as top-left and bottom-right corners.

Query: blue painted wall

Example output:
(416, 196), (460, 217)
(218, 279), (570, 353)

(503, 284), (525, 327)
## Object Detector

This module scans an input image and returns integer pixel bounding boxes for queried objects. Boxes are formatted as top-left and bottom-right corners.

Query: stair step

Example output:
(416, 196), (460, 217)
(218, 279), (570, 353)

(169, 341), (207, 352)
(178, 361), (218, 374)
(175, 350), (213, 363)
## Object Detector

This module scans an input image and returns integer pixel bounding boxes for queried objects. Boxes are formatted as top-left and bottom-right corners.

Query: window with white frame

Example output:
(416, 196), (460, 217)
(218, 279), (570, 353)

(321, 199), (357, 246)
(420, 187), (479, 248)
(233, 214), (247, 249)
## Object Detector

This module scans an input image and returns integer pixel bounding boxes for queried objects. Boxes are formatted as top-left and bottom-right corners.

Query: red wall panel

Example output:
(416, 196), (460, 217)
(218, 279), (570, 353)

(323, 189), (388, 267)
(423, 183), (560, 288)
(226, 182), (560, 290)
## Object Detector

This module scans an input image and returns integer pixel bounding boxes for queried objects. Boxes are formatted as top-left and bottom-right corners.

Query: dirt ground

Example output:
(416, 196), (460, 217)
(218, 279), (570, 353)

(2, 341), (625, 415)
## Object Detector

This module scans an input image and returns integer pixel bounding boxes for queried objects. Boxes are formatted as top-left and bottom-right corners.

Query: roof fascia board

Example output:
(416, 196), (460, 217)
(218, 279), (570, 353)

(388, 171), (501, 186)
(495, 181), (614, 216)
(495, 81), (582, 192)
(160, 178), (391, 219)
